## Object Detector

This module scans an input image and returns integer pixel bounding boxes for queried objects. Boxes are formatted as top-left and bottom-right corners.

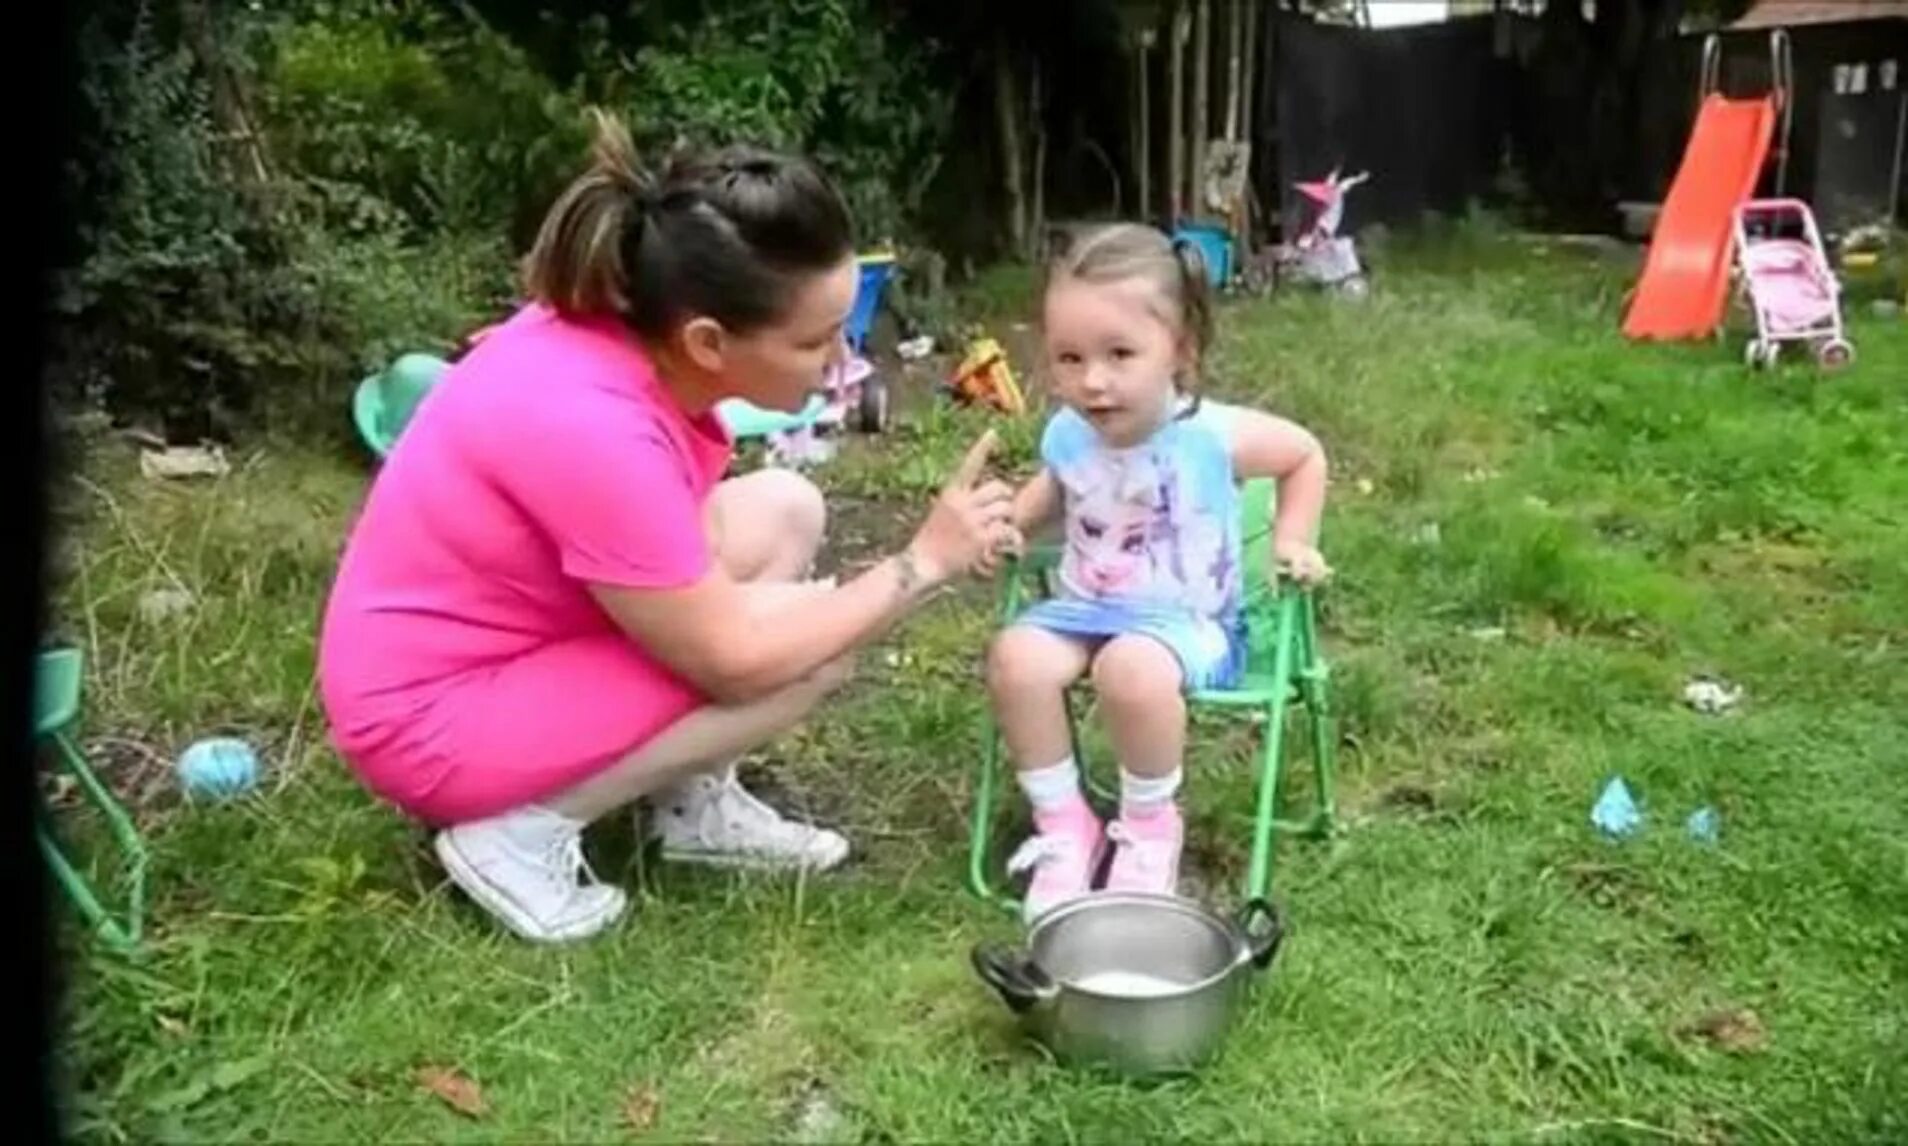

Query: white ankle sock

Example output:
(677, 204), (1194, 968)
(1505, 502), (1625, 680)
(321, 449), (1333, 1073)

(1120, 767), (1182, 817)
(1017, 757), (1083, 811)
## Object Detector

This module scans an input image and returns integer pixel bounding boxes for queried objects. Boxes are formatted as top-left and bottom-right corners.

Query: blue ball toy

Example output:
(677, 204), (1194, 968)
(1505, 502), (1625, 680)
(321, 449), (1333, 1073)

(176, 737), (260, 800)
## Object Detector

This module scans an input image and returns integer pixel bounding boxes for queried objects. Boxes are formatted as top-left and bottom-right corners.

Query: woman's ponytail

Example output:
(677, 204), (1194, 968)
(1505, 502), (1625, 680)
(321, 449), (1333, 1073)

(523, 106), (854, 337)
(522, 109), (651, 315)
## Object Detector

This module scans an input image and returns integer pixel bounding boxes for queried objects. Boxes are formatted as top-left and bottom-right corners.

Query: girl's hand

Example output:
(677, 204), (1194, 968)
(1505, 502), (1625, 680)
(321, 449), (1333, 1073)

(1273, 539), (1332, 586)
(974, 525), (1025, 580)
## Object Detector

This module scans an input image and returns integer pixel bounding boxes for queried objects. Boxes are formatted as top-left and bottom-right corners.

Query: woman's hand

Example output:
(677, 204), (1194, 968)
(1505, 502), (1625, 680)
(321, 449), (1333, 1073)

(908, 430), (1019, 586)
(1273, 538), (1332, 586)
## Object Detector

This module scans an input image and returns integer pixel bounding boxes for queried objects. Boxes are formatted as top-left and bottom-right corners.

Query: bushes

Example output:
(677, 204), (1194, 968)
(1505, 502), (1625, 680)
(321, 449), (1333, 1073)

(53, 2), (526, 437)
(602, 0), (950, 245)
(55, 4), (310, 437)
(263, 3), (587, 245)
(52, 0), (954, 436)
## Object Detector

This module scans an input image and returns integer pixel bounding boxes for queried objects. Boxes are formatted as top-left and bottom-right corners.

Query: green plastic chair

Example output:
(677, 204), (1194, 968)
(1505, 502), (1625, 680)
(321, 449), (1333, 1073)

(35, 647), (146, 952)
(352, 352), (450, 459)
(967, 478), (1337, 914)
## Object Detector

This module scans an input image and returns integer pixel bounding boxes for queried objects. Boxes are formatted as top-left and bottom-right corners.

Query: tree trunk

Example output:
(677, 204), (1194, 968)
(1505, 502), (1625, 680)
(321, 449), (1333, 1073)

(1224, 0), (1244, 142)
(1169, 2), (1187, 222)
(994, 38), (1028, 256)
(1029, 58), (1047, 261)
(1240, 0), (1257, 148)
(180, 0), (272, 194)
(1191, 0), (1210, 217)
(1136, 38), (1152, 221)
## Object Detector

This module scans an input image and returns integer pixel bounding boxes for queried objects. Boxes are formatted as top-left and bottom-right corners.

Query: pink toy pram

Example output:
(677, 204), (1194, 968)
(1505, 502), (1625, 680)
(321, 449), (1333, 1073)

(1732, 199), (1854, 370)
(1274, 167), (1371, 299)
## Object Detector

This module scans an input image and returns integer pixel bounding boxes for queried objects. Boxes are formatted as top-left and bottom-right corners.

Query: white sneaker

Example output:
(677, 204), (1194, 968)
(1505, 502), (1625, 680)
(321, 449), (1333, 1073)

(645, 768), (850, 872)
(434, 806), (628, 943)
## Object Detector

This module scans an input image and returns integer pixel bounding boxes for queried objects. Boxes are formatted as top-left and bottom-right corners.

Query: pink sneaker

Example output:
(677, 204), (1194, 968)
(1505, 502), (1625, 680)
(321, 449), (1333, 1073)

(1006, 799), (1104, 923)
(1103, 805), (1184, 897)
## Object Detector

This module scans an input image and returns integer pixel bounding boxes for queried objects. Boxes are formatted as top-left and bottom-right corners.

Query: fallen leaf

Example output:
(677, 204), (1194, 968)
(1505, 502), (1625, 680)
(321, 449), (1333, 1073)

(621, 1082), (661, 1133)
(1680, 1007), (1767, 1054)
(415, 1065), (489, 1118)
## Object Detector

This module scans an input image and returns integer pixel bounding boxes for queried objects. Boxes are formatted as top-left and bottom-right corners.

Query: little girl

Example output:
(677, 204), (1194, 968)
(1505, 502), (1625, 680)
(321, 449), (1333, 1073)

(985, 222), (1331, 921)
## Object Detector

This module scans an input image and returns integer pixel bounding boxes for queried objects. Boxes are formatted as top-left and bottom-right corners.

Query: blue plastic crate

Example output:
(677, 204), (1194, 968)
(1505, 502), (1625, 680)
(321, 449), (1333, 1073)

(1172, 224), (1232, 288)
(847, 254), (896, 351)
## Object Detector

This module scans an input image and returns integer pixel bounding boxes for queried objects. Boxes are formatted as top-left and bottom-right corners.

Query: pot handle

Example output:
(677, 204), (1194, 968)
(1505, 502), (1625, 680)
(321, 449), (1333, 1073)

(971, 944), (1058, 1014)
(1238, 898), (1286, 971)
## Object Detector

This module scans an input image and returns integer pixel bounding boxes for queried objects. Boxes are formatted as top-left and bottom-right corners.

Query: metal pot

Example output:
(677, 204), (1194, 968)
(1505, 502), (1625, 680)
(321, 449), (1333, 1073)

(971, 893), (1285, 1077)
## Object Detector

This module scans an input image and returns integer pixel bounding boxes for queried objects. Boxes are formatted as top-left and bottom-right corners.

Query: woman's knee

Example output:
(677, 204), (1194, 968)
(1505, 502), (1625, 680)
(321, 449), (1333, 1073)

(759, 469), (827, 567)
(1090, 637), (1184, 711)
(708, 468), (828, 581)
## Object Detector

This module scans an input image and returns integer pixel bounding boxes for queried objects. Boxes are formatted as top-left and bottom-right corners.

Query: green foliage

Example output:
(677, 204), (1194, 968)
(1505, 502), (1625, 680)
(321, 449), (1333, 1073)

(594, 0), (951, 244)
(55, 1), (524, 433)
(262, 2), (586, 241)
(54, 0), (957, 430)
(56, 5), (310, 432)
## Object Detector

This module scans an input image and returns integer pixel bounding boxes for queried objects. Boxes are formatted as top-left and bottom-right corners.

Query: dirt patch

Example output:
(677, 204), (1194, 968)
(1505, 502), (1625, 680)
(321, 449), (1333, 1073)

(39, 733), (176, 821)
(1180, 833), (1247, 907)
(1676, 1007), (1768, 1055)
(1563, 861), (1653, 912)
(817, 492), (919, 575)
(734, 757), (853, 829)
(1377, 784), (1440, 815)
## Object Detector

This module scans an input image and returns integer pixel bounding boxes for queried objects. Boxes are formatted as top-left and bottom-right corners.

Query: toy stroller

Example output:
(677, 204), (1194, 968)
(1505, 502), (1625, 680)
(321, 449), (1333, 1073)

(1732, 199), (1855, 370)
(1276, 167), (1371, 299)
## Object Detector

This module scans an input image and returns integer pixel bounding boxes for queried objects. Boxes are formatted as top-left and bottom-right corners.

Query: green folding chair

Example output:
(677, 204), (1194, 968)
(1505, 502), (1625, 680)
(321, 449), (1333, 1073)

(967, 478), (1337, 914)
(35, 647), (146, 952)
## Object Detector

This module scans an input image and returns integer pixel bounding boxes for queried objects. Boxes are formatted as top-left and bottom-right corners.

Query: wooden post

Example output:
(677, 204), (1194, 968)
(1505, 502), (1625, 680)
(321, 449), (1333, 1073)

(1029, 59), (1046, 261)
(994, 39), (1027, 257)
(1224, 0), (1244, 142)
(1241, 0), (1258, 147)
(1191, 0), (1211, 217)
(1129, 35), (1144, 222)
(1169, 1), (1187, 224)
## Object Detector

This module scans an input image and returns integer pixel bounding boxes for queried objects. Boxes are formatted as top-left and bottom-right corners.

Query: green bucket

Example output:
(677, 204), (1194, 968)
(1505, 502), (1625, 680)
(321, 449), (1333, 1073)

(353, 352), (450, 459)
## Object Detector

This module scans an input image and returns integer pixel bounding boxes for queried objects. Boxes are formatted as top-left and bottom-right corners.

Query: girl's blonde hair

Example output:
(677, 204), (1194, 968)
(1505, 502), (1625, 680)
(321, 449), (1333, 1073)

(1043, 222), (1216, 404)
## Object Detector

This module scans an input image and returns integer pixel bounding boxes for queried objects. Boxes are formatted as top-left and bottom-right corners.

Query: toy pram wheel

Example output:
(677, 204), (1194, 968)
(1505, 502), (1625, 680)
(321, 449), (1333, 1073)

(855, 371), (891, 433)
(1815, 338), (1854, 371)
(1743, 339), (1776, 369)
(1337, 275), (1371, 301)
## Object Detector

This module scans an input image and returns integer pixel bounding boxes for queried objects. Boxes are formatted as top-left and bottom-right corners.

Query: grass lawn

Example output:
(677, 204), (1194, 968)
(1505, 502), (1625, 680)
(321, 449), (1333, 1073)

(46, 233), (1908, 1143)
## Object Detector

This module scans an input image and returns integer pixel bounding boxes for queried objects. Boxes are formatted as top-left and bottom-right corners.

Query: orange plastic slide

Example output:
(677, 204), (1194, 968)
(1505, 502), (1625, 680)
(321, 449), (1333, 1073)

(1621, 94), (1776, 340)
